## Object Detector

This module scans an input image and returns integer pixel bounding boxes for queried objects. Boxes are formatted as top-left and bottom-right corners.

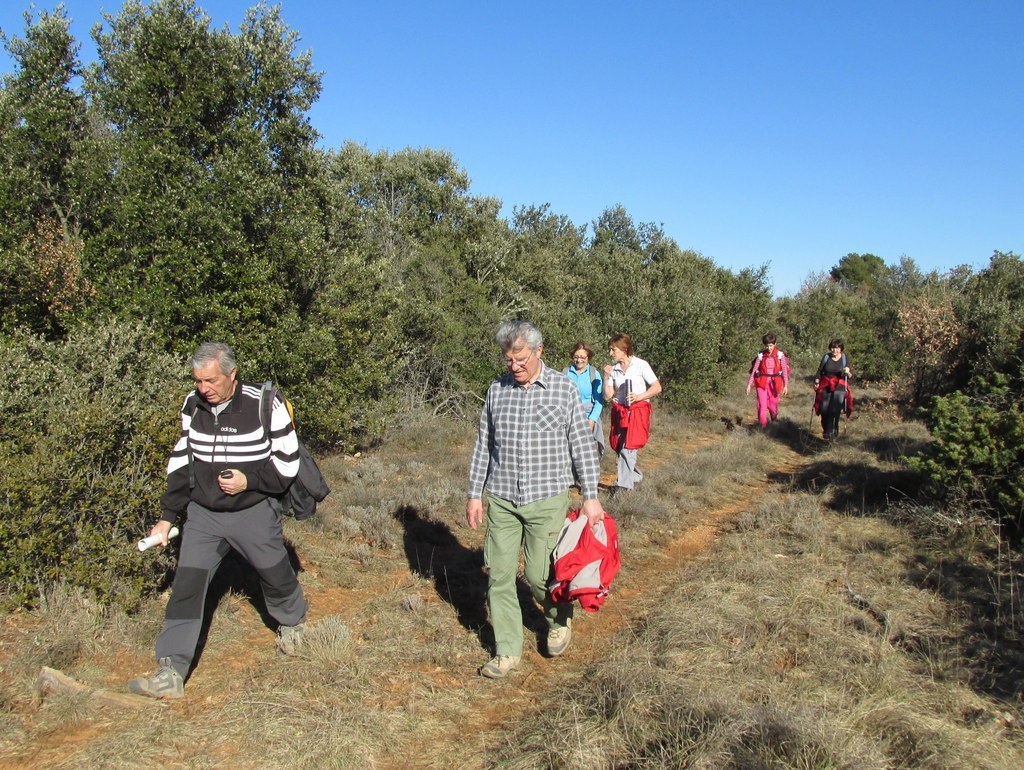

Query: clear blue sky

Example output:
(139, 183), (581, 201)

(3, 1), (1022, 296)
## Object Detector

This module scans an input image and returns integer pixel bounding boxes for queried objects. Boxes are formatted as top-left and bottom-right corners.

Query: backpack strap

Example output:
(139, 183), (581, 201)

(184, 393), (200, 490)
(259, 381), (275, 437)
(259, 381), (296, 435)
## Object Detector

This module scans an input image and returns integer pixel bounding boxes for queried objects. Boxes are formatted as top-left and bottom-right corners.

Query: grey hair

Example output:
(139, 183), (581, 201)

(191, 342), (237, 375)
(495, 320), (543, 352)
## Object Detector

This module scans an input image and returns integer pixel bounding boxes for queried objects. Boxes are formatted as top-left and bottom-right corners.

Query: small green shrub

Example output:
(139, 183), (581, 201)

(0, 320), (185, 608)
(909, 368), (1024, 533)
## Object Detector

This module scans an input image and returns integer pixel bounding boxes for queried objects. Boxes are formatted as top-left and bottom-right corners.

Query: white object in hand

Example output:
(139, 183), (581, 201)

(137, 526), (180, 552)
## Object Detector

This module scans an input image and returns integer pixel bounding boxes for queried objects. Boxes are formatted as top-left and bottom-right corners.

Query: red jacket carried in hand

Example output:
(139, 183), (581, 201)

(610, 400), (652, 452)
(549, 510), (620, 612)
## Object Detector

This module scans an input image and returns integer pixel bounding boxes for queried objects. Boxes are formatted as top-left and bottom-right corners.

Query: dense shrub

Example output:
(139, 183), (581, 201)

(893, 252), (1022, 405)
(908, 366), (1024, 533)
(0, 321), (185, 608)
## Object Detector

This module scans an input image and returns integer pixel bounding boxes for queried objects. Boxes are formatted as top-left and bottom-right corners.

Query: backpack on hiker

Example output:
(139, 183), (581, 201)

(751, 348), (790, 375)
(257, 382), (330, 521)
(819, 352), (847, 371)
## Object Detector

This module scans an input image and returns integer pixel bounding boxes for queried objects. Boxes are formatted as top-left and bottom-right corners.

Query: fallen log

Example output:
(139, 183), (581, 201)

(36, 667), (161, 709)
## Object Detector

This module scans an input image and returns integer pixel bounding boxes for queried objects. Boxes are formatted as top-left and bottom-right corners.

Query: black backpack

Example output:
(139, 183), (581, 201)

(257, 382), (330, 521)
(185, 382), (330, 520)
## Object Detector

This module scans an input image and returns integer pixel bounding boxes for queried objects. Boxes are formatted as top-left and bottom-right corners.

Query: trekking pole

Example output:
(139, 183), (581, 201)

(809, 379), (820, 439)
(842, 370), (852, 437)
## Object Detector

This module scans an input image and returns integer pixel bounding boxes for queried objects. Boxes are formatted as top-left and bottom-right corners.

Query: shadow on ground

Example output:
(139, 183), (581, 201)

(394, 505), (548, 655)
(905, 546), (1024, 703)
(730, 416), (831, 458)
(771, 458), (925, 516)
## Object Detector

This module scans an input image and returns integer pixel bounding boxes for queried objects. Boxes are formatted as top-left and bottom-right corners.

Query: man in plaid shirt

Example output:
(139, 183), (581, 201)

(467, 320), (606, 679)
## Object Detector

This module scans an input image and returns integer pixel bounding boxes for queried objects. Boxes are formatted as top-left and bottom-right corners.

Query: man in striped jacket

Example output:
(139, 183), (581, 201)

(128, 342), (308, 699)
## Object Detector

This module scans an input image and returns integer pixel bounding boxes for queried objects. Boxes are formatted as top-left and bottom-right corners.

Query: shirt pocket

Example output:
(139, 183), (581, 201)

(533, 403), (563, 432)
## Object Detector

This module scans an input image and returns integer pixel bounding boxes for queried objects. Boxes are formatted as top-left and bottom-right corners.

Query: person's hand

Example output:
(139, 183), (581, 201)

(745, 385), (751, 395)
(581, 497), (604, 526)
(466, 498), (484, 530)
(587, 419), (596, 430)
(147, 520), (174, 547)
(218, 469), (248, 495)
(782, 386), (789, 397)
(843, 367), (851, 376)
(603, 365), (613, 377)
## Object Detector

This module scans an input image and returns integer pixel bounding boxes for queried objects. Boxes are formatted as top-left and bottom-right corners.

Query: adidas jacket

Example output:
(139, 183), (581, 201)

(159, 380), (299, 523)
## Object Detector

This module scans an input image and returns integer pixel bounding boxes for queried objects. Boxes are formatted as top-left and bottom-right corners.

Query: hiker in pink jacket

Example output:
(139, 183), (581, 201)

(746, 333), (790, 428)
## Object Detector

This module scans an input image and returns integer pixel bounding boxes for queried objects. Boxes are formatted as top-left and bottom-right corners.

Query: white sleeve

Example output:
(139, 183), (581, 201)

(640, 359), (658, 386)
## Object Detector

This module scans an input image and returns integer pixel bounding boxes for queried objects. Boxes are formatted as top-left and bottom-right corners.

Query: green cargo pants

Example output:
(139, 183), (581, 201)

(484, 491), (572, 657)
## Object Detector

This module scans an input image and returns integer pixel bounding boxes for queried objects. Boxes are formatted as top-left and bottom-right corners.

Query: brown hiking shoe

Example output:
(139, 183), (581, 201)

(479, 654), (521, 679)
(128, 657), (184, 699)
(547, 620), (572, 656)
(276, 623), (306, 656)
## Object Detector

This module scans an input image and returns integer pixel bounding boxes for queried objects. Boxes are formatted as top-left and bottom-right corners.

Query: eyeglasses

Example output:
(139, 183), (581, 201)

(504, 348), (536, 370)
(571, 355), (588, 362)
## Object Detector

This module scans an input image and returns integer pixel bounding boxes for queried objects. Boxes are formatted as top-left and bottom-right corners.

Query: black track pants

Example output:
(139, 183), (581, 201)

(155, 498), (307, 679)
(820, 389), (847, 439)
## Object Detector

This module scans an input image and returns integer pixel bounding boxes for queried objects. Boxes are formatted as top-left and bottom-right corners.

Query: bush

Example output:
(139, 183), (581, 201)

(0, 320), (185, 608)
(908, 366), (1024, 534)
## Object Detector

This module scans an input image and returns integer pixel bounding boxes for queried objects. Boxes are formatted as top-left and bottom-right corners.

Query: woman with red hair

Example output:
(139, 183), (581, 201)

(603, 333), (661, 495)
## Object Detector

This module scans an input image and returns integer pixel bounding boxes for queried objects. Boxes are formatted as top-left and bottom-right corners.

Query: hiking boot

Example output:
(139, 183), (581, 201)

(276, 623), (305, 656)
(547, 620), (572, 657)
(128, 657), (184, 699)
(479, 654), (521, 679)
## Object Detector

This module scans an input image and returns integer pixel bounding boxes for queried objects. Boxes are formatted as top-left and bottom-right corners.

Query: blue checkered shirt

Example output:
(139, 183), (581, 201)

(468, 363), (601, 505)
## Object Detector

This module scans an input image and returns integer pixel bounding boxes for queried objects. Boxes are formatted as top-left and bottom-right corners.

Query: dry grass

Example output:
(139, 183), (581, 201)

(2, 381), (1023, 768)
(491, 382), (1024, 769)
(497, 487), (1024, 768)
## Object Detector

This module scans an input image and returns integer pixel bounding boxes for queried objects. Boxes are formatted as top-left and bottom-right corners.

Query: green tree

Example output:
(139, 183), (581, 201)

(580, 205), (648, 337)
(909, 364), (1024, 533)
(780, 256), (933, 381)
(0, 6), (90, 247)
(327, 143), (502, 416)
(0, 321), (183, 608)
(0, 7), (105, 338)
(82, 0), (327, 358)
(952, 251), (1024, 384)
(506, 203), (592, 360)
(830, 252), (887, 290)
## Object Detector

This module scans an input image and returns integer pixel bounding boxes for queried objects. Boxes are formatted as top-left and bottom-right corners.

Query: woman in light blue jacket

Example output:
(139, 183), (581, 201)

(563, 342), (605, 455)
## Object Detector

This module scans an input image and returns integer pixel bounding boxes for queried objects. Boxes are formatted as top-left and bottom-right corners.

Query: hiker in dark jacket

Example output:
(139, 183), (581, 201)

(128, 342), (308, 699)
(814, 338), (853, 440)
